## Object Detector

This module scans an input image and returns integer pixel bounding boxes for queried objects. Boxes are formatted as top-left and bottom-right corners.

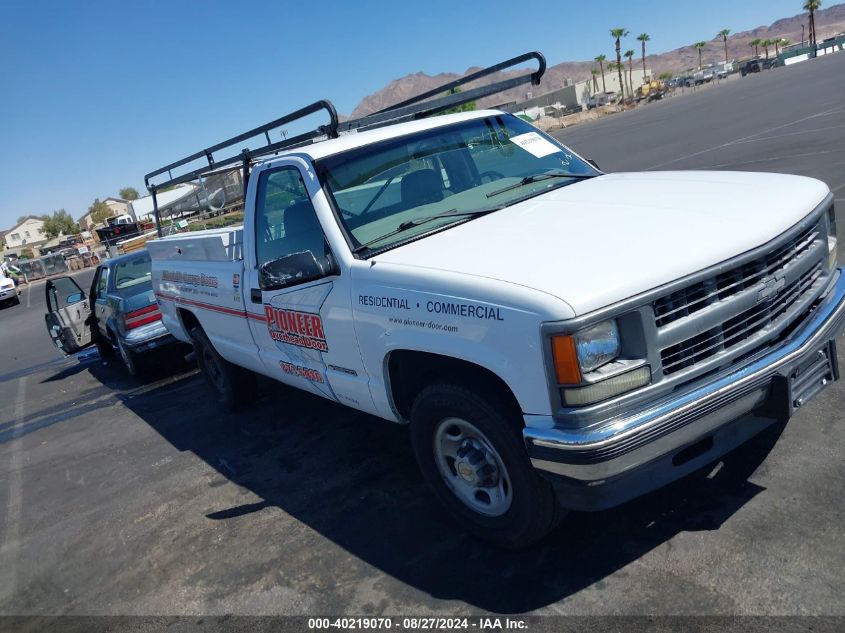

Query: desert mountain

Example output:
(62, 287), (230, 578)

(350, 3), (845, 117)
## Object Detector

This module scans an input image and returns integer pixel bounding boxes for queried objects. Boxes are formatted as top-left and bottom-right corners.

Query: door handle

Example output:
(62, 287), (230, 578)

(250, 289), (262, 304)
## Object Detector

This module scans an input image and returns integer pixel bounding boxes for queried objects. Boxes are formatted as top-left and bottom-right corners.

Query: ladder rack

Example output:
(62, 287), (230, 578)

(143, 51), (546, 235)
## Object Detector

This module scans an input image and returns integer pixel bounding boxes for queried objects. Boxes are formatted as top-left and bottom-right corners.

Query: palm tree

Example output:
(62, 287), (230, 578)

(610, 28), (629, 97)
(624, 49), (635, 94)
(594, 54), (608, 92)
(804, 0), (822, 47)
(591, 69), (599, 91)
(761, 38), (772, 59)
(750, 38), (761, 56)
(774, 38), (788, 56)
(718, 28), (731, 63)
(693, 41), (707, 69)
(637, 33), (650, 81)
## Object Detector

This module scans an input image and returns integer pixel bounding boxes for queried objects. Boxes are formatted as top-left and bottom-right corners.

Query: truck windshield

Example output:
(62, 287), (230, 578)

(317, 114), (598, 254)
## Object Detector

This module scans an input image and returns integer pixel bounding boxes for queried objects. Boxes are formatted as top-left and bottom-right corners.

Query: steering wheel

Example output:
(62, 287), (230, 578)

(478, 170), (505, 183)
(116, 277), (132, 286)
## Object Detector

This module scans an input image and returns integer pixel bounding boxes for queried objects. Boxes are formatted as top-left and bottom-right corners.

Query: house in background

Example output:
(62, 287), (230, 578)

(78, 197), (130, 231)
(3, 216), (50, 257)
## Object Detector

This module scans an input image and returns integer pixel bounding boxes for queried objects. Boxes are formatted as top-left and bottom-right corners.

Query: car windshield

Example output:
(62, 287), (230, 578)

(113, 253), (152, 295)
(318, 114), (599, 254)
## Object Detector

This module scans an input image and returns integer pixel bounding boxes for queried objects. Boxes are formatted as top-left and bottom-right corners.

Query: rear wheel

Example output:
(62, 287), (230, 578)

(410, 383), (563, 549)
(191, 326), (256, 411)
(117, 337), (142, 376)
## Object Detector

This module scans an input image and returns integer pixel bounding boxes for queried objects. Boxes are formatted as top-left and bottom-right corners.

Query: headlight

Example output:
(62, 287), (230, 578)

(575, 320), (620, 372)
(551, 319), (620, 384)
(551, 318), (651, 405)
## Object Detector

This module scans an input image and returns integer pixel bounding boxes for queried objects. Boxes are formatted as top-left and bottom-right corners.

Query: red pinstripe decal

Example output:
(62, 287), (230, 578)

(155, 292), (267, 321)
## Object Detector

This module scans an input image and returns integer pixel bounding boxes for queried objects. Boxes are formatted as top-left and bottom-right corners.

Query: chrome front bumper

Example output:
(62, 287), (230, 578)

(524, 268), (845, 511)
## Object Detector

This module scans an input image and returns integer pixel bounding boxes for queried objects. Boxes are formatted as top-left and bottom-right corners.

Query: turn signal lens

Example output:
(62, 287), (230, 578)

(551, 335), (581, 384)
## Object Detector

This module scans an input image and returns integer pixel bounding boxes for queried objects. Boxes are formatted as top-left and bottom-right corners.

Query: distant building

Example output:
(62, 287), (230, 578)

(78, 197), (130, 231)
(504, 68), (652, 117)
(3, 216), (49, 256)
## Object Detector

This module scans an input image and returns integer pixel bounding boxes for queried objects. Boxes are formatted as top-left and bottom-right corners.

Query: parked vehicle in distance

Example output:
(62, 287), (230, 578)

(586, 91), (616, 109)
(146, 52), (844, 548)
(637, 79), (666, 102)
(95, 215), (141, 247)
(45, 250), (179, 375)
(741, 58), (776, 76)
(0, 274), (20, 307)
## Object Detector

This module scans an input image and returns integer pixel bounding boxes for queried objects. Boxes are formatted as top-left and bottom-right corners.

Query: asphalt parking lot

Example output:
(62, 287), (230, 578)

(1, 53), (844, 618)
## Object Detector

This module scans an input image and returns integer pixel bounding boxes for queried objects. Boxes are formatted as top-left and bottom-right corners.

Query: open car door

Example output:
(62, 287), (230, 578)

(45, 276), (94, 355)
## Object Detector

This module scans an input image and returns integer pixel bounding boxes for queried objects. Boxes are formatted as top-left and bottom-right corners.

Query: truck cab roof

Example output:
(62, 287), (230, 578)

(284, 110), (499, 163)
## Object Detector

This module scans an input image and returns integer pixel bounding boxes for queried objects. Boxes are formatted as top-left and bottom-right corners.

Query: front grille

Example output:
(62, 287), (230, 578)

(660, 262), (823, 374)
(654, 219), (829, 378)
(654, 225), (817, 327)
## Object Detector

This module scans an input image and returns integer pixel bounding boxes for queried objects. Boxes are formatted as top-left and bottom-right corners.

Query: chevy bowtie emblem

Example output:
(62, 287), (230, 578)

(756, 274), (786, 304)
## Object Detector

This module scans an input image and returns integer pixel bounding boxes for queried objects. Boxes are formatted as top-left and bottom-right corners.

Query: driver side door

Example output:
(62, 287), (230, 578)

(45, 276), (93, 354)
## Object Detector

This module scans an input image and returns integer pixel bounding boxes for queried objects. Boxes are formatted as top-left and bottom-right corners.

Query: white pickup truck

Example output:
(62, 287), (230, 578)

(145, 54), (844, 548)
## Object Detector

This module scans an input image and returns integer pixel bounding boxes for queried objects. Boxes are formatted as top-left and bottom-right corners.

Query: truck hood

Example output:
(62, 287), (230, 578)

(374, 171), (830, 316)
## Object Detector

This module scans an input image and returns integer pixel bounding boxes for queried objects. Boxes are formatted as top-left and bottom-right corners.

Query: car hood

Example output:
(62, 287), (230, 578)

(374, 171), (830, 316)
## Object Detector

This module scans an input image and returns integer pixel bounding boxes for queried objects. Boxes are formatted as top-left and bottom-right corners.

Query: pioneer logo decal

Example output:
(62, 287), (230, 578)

(264, 305), (328, 351)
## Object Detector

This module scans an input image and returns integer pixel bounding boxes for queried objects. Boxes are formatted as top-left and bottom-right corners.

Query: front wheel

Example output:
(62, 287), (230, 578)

(410, 383), (563, 549)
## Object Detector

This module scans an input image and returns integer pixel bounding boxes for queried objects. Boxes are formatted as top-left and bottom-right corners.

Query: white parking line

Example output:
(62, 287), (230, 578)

(1, 376), (27, 599)
(25, 283), (31, 309)
(705, 148), (840, 169)
(728, 124), (845, 147)
(646, 105), (845, 170)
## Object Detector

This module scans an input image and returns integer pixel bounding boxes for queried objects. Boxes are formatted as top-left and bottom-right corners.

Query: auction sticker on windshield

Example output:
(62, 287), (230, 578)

(510, 131), (561, 158)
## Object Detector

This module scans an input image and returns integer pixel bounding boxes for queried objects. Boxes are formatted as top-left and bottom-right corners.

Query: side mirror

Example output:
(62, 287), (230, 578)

(259, 251), (336, 291)
(66, 291), (84, 304)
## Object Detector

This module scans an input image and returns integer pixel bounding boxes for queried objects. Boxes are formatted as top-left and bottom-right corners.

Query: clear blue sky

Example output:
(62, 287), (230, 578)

(0, 0), (818, 228)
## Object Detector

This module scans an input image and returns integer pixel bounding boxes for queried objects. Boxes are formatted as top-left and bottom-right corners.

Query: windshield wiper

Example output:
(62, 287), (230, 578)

(352, 207), (502, 254)
(486, 172), (597, 198)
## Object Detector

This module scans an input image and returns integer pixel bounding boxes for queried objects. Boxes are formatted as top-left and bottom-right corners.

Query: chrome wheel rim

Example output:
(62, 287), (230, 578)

(433, 417), (512, 517)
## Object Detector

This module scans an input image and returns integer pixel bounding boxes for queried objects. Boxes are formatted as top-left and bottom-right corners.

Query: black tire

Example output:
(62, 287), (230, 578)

(117, 337), (143, 377)
(410, 383), (563, 549)
(191, 326), (256, 411)
(12, 295), (20, 306)
(95, 337), (116, 358)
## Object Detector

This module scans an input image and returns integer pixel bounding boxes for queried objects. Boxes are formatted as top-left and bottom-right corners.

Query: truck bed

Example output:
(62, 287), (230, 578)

(145, 227), (244, 262)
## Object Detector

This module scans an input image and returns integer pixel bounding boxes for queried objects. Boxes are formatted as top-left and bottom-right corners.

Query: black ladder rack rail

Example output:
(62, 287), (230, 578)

(144, 99), (340, 193)
(339, 51), (546, 134)
(143, 51), (546, 236)
(144, 99), (339, 237)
